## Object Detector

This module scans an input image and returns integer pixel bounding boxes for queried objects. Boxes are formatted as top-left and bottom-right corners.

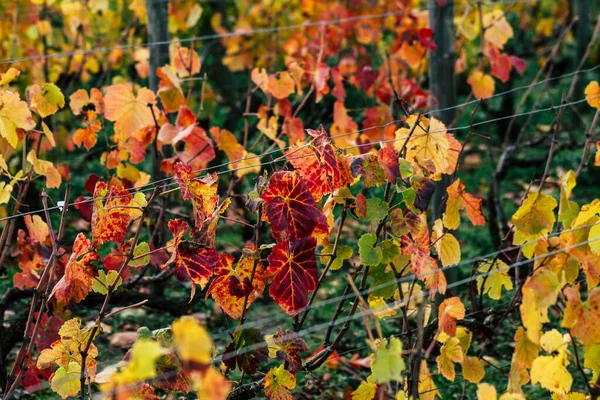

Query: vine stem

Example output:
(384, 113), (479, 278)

(78, 187), (158, 399)
(239, 204), (262, 326)
(3, 184), (71, 400)
(296, 202), (349, 331)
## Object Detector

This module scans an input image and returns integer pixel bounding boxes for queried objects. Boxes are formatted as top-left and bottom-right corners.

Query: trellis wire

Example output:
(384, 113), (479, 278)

(1, 92), (596, 224)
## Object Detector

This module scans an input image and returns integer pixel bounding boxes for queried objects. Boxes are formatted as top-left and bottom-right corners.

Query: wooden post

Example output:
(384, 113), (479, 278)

(428, 0), (456, 220)
(145, 0), (170, 91)
(573, 0), (590, 65)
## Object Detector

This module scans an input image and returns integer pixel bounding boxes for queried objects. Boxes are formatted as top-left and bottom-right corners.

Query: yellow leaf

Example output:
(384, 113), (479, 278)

(540, 329), (566, 354)
(477, 259), (513, 300)
(26, 150), (62, 189)
(432, 219), (460, 267)
(263, 364), (296, 400)
(0, 89), (36, 147)
(41, 121), (56, 147)
(513, 326), (539, 369)
(0, 182), (13, 205)
(418, 361), (440, 400)
(520, 269), (560, 343)
(530, 353), (572, 394)
(571, 199), (600, 227)
(352, 376), (377, 400)
(436, 337), (463, 381)
(585, 81), (600, 109)
(511, 193), (557, 236)
(192, 367), (232, 400)
(477, 383), (497, 400)
(462, 356), (485, 383)
(589, 224), (600, 255)
(51, 362), (81, 399)
(172, 316), (213, 367)
(101, 339), (166, 391)
(92, 270), (122, 295)
(483, 10), (514, 49)
(130, 242), (151, 267)
(0, 67), (20, 86)
(558, 170), (578, 227)
(468, 71), (495, 99)
(394, 115), (457, 179)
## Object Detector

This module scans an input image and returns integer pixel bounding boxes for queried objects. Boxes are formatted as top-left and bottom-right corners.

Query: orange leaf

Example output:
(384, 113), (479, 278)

(103, 83), (156, 137)
(467, 71), (495, 99)
(206, 247), (266, 320)
(268, 72), (295, 100)
(438, 297), (466, 336)
(443, 179), (486, 230)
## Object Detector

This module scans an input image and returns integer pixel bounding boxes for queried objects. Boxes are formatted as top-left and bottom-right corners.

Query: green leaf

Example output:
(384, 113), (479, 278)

(380, 240), (400, 265)
(365, 198), (388, 221)
(130, 242), (151, 267)
(401, 187), (416, 211)
(371, 337), (405, 383)
(369, 264), (395, 298)
(321, 244), (353, 271)
(398, 158), (413, 179)
(92, 270), (123, 295)
(358, 233), (382, 266)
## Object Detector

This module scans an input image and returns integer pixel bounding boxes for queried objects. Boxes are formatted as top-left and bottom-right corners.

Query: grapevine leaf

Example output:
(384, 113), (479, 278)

(261, 171), (329, 242)
(432, 219), (460, 267)
(370, 337), (405, 383)
(206, 248), (266, 320)
(91, 270), (122, 295)
(585, 81), (600, 109)
(273, 328), (309, 374)
(103, 83), (156, 137)
(51, 234), (99, 304)
(130, 242), (151, 267)
(223, 328), (268, 375)
(364, 198), (388, 221)
(438, 297), (466, 337)
(562, 286), (600, 347)
(263, 364), (296, 400)
(462, 356), (485, 383)
(266, 237), (318, 316)
(163, 219), (220, 295)
(174, 162), (219, 229)
(28, 83), (65, 117)
(358, 233), (382, 266)
(443, 179), (486, 230)
(0, 89), (35, 148)
(467, 71), (495, 99)
(476, 259), (513, 300)
(511, 193), (557, 236)
(51, 362), (81, 399)
(351, 376), (377, 400)
(172, 316), (213, 370)
(436, 337), (463, 381)
(26, 150), (62, 189)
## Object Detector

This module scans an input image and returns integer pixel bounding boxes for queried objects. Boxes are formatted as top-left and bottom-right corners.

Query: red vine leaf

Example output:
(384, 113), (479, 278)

(266, 237), (318, 316)
(163, 219), (220, 298)
(261, 171), (328, 242)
